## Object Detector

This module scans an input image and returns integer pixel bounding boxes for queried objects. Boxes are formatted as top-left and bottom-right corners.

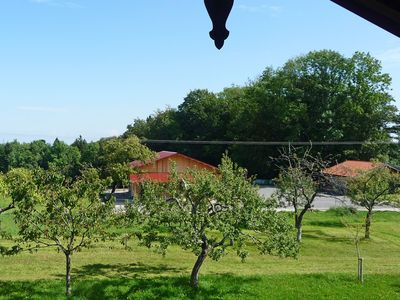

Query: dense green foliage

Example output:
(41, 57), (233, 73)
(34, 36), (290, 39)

(0, 168), (37, 254)
(0, 136), (153, 185)
(0, 168), (37, 214)
(0, 138), (87, 175)
(97, 136), (154, 195)
(125, 50), (399, 177)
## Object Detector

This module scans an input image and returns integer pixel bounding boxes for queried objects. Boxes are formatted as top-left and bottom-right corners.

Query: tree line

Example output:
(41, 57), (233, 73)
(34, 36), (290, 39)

(1, 50), (398, 178)
(0, 137), (98, 176)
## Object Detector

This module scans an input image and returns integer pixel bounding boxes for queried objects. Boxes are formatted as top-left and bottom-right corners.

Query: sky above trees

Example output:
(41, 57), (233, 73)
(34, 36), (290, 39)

(1, 0), (400, 143)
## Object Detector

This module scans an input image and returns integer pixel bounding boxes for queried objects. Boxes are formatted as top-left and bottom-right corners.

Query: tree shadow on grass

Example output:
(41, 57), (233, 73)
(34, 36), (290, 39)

(391, 282), (400, 293)
(307, 220), (345, 228)
(302, 229), (349, 243)
(77, 275), (260, 300)
(67, 262), (184, 280)
(0, 280), (64, 300)
(0, 275), (260, 300)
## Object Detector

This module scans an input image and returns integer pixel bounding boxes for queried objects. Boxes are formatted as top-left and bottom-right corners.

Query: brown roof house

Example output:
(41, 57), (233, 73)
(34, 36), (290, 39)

(324, 160), (380, 178)
(322, 160), (400, 194)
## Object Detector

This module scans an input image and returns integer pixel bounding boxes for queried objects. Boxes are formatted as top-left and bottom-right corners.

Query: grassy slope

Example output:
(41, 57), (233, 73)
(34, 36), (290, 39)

(0, 210), (399, 299)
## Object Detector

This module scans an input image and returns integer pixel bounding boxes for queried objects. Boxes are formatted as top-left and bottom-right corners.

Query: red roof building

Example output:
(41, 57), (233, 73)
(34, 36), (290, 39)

(323, 160), (381, 178)
(129, 151), (217, 195)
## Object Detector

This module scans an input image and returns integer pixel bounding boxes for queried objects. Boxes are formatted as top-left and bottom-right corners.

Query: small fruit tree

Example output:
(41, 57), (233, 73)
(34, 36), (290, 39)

(274, 146), (332, 242)
(128, 155), (298, 288)
(14, 168), (114, 297)
(347, 166), (400, 239)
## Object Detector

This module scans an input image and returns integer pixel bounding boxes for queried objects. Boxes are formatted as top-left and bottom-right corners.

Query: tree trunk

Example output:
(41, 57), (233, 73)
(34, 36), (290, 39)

(190, 243), (208, 289)
(365, 210), (372, 239)
(296, 222), (302, 242)
(295, 205), (310, 243)
(295, 214), (304, 243)
(104, 183), (117, 202)
(65, 251), (72, 297)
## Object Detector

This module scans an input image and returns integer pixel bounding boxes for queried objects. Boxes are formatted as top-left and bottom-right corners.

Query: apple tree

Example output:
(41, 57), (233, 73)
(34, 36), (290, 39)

(14, 168), (114, 297)
(128, 155), (298, 288)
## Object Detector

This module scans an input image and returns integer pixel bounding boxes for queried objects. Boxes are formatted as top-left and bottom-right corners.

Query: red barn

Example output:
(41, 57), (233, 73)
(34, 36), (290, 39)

(129, 151), (217, 196)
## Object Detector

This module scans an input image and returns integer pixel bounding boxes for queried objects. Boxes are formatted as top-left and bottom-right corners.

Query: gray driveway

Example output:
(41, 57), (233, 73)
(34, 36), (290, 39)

(112, 187), (400, 212)
(258, 186), (400, 212)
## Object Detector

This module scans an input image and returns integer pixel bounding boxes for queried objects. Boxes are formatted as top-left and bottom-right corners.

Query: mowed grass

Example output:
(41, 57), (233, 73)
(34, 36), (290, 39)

(0, 209), (400, 299)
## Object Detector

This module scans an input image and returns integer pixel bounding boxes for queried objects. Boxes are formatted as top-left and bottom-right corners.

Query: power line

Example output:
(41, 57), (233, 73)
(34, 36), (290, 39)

(141, 140), (399, 146)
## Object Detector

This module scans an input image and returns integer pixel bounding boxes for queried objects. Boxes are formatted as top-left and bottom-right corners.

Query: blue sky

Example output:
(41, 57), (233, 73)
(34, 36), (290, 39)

(1, 0), (400, 143)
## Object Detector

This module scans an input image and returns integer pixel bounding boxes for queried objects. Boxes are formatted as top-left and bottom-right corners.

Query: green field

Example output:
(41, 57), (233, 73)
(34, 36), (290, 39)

(1, 210), (400, 299)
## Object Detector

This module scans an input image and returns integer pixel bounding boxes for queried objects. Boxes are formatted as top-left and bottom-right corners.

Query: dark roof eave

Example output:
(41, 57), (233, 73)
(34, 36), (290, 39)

(331, 0), (400, 37)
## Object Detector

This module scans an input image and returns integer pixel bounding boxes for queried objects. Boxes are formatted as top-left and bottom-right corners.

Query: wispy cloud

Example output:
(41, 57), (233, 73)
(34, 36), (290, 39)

(30, 0), (82, 8)
(237, 4), (283, 14)
(17, 106), (69, 113)
(377, 47), (400, 67)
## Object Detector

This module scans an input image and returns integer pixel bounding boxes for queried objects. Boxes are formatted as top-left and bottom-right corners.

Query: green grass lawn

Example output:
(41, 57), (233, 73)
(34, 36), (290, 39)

(1, 210), (400, 299)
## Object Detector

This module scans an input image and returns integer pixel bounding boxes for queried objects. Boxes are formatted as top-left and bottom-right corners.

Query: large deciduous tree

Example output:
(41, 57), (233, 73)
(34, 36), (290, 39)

(129, 155), (298, 288)
(14, 168), (114, 297)
(277, 50), (397, 146)
(347, 165), (400, 239)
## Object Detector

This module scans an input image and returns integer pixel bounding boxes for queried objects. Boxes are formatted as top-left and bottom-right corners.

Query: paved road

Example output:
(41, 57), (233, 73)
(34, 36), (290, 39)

(112, 187), (400, 212)
(258, 186), (400, 211)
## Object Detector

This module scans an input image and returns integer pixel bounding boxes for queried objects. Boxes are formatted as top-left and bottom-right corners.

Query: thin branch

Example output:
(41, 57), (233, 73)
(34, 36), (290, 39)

(168, 197), (185, 211)
(72, 230), (89, 252)
(371, 186), (391, 203)
(213, 234), (229, 248)
(19, 244), (58, 253)
(0, 203), (15, 214)
(241, 232), (263, 247)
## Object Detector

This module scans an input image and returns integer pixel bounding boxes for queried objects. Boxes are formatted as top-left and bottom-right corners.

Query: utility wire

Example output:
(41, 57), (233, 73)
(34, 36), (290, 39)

(141, 140), (399, 146)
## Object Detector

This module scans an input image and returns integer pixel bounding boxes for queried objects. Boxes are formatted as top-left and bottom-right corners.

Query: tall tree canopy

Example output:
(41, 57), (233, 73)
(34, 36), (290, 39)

(276, 51), (397, 157)
(124, 50), (399, 177)
(0, 50), (397, 178)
